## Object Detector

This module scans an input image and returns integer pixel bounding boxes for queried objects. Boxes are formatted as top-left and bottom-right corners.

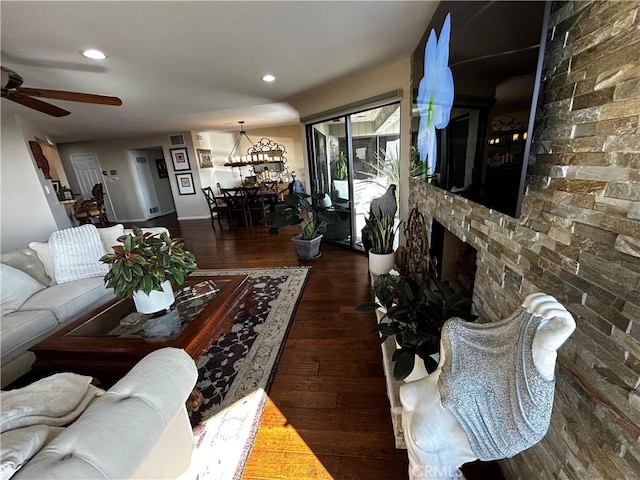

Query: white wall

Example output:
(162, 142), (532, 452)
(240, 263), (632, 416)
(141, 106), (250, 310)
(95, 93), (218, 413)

(57, 132), (210, 222)
(0, 112), (70, 251)
(142, 147), (175, 215)
(291, 58), (413, 224)
(191, 131), (219, 191)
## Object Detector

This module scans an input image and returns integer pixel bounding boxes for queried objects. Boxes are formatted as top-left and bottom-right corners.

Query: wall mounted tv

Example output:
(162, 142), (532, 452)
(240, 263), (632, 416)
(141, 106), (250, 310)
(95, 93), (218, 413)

(411, 1), (549, 217)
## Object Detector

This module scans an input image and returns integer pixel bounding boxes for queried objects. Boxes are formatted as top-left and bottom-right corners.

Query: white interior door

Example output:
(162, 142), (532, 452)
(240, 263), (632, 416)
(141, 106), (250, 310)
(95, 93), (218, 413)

(70, 153), (116, 221)
(128, 150), (162, 220)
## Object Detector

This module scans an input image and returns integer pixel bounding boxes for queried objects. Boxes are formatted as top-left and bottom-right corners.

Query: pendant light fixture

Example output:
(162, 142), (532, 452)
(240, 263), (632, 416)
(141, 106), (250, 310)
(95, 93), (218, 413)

(227, 121), (257, 164)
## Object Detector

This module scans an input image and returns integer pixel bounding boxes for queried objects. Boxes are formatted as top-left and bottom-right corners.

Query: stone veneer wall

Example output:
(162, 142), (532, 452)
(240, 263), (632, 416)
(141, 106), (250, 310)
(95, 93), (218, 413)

(409, 1), (640, 478)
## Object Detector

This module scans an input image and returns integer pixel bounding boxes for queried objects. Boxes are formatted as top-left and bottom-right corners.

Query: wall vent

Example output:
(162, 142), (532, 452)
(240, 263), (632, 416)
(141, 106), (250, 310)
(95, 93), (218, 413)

(149, 206), (159, 214)
(136, 156), (147, 164)
(169, 134), (185, 146)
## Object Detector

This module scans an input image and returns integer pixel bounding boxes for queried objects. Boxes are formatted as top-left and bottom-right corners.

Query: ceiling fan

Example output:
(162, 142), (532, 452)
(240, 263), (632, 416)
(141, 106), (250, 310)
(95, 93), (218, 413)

(1, 66), (122, 117)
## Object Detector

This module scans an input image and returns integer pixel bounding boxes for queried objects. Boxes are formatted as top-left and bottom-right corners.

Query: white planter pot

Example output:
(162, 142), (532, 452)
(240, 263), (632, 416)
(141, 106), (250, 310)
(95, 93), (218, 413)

(403, 355), (430, 383)
(394, 339), (439, 383)
(292, 234), (323, 259)
(368, 251), (395, 277)
(133, 280), (175, 314)
(333, 180), (349, 199)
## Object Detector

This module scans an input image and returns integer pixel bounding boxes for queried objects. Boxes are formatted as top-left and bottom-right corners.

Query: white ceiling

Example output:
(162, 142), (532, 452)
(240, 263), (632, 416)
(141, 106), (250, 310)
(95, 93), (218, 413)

(1, 1), (437, 143)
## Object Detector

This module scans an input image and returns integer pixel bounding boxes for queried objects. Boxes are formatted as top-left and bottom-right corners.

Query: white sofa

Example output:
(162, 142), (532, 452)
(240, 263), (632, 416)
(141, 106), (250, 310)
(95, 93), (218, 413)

(6, 347), (198, 480)
(0, 225), (168, 387)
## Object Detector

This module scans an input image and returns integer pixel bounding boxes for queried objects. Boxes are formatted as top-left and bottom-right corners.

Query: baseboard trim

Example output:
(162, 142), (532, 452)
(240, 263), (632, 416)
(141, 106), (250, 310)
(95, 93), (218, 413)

(114, 218), (147, 223)
(177, 215), (210, 221)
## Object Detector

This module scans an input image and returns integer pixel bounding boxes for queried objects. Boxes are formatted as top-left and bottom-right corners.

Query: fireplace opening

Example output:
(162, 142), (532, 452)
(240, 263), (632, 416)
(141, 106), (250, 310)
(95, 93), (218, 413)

(430, 220), (477, 296)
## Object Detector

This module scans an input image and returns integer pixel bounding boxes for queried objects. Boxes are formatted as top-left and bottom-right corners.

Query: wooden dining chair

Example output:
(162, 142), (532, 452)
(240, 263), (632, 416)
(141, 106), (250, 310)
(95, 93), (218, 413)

(243, 186), (271, 227)
(201, 186), (229, 228)
(74, 183), (109, 227)
(220, 187), (249, 227)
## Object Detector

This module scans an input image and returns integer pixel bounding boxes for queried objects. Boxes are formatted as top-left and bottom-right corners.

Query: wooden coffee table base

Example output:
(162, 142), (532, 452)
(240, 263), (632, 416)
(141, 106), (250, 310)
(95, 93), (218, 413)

(31, 275), (253, 406)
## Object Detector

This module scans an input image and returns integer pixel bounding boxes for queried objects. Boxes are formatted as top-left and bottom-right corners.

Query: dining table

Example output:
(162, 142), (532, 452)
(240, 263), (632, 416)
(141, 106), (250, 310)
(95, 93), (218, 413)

(220, 182), (290, 227)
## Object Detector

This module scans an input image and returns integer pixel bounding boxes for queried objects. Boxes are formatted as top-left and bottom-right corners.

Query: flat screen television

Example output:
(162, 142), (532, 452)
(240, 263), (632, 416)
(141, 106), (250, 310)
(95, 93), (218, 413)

(411, 1), (550, 217)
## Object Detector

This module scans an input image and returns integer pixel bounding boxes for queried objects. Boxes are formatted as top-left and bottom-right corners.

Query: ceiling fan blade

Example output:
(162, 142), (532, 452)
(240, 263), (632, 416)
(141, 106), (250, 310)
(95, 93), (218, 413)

(6, 92), (70, 117)
(15, 87), (122, 106)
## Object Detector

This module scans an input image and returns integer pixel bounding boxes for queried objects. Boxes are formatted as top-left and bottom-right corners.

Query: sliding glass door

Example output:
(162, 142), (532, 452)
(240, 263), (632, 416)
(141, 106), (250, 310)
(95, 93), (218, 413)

(306, 101), (400, 251)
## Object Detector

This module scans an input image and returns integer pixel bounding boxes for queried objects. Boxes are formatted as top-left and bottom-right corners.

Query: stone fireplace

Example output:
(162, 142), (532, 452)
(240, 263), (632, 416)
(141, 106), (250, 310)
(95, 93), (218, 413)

(408, 2), (640, 478)
(430, 219), (477, 295)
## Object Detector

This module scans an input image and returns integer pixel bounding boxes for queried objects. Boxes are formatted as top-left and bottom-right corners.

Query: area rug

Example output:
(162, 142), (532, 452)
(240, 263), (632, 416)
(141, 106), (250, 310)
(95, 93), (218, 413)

(186, 267), (309, 480)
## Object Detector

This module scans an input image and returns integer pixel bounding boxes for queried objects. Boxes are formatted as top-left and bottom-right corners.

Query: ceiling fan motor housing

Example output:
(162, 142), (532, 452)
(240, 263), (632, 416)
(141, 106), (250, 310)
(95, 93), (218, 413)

(1, 67), (24, 95)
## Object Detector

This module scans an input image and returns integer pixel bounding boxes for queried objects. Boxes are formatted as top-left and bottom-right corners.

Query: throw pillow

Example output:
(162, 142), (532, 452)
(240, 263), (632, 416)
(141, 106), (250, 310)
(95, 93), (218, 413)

(0, 264), (45, 314)
(49, 225), (109, 284)
(0, 425), (63, 480)
(0, 248), (51, 287)
(97, 224), (124, 253)
(27, 242), (56, 285)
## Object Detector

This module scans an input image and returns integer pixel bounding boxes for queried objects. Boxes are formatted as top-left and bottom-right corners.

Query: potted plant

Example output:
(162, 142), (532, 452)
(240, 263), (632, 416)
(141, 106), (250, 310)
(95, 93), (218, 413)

(331, 151), (349, 199)
(100, 226), (197, 313)
(364, 208), (400, 276)
(263, 192), (344, 259)
(357, 272), (475, 381)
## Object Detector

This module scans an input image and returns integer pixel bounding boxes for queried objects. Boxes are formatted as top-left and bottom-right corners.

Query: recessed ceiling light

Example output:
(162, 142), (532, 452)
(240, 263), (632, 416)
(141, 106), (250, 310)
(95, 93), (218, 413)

(81, 49), (107, 60)
(262, 74), (276, 82)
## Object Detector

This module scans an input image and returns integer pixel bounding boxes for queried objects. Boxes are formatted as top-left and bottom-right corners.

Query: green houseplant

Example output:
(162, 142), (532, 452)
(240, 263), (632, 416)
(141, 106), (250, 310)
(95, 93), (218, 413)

(264, 192), (345, 259)
(100, 226), (197, 313)
(364, 208), (399, 255)
(331, 151), (348, 181)
(364, 208), (400, 276)
(357, 272), (475, 380)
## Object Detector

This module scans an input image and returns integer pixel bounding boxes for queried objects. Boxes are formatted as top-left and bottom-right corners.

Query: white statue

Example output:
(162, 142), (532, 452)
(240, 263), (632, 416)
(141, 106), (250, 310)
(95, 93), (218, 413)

(399, 293), (576, 480)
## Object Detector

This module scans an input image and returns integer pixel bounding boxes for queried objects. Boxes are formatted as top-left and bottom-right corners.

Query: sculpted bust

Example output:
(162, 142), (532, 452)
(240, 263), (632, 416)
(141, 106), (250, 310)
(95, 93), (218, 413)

(399, 293), (576, 480)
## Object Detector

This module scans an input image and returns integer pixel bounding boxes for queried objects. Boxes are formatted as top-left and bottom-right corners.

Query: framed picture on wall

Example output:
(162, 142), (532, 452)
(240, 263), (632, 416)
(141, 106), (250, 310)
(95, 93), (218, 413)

(175, 172), (196, 195)
(155, 158), (169, 178)
(197, 149), (213, 168)
(170, 148), (191, 171)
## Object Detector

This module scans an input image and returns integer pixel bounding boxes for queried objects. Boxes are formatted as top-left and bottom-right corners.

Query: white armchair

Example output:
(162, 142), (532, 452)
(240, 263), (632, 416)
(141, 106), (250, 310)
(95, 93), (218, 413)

(13, 347), (198, 480)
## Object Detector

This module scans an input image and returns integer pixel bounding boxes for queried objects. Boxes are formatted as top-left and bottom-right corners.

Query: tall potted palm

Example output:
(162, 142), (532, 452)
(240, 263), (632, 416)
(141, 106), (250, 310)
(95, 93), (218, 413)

(100, 226), (197, 313)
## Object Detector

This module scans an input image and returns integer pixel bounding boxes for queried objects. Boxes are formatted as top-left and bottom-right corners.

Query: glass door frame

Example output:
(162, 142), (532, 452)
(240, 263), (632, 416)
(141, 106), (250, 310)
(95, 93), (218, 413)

(305, 100), (401, 252)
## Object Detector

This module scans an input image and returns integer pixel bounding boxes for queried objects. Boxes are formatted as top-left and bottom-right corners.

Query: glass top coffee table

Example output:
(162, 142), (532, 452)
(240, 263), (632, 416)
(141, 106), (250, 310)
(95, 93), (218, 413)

(31, 275), (252, 391)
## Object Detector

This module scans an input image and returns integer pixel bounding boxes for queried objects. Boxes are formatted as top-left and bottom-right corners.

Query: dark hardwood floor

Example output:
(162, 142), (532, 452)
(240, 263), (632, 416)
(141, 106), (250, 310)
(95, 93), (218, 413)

(134, 213), (504, 480)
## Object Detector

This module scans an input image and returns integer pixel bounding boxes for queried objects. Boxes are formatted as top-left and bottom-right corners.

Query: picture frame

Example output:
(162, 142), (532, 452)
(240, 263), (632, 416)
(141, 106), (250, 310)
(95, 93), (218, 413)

(51, 180), (62, 192)
(170, 148), (191, 171)
(197, 149), (213, 168)
(155, 158), (169, 178)
(175, 172), (196, 195)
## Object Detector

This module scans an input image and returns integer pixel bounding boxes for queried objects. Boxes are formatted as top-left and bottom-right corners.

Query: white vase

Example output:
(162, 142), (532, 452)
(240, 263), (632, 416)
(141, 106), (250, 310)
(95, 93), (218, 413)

(403, 355), (430, 383)
(133, 280), (175, 314)
(394, 339), (439, 383)
(368, 251), (395, 277)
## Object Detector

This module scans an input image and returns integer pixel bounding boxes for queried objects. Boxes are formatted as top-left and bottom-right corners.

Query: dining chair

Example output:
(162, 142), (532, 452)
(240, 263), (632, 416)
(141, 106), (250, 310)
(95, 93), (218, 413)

(220, 187), (249, 227)
(201, 186), (229, 228)
(261, 180), (278, 194)
(74, 183), (109, 227)
(243, 186), (271, 227)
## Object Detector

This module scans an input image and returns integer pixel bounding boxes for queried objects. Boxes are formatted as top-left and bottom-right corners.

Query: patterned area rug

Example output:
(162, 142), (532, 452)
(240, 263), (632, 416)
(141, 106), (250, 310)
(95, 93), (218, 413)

(185, 267), (309, 480)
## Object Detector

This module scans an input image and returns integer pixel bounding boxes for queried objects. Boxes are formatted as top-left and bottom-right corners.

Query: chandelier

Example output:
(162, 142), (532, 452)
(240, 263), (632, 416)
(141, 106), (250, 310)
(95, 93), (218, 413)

(226, 121), (287, 166)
